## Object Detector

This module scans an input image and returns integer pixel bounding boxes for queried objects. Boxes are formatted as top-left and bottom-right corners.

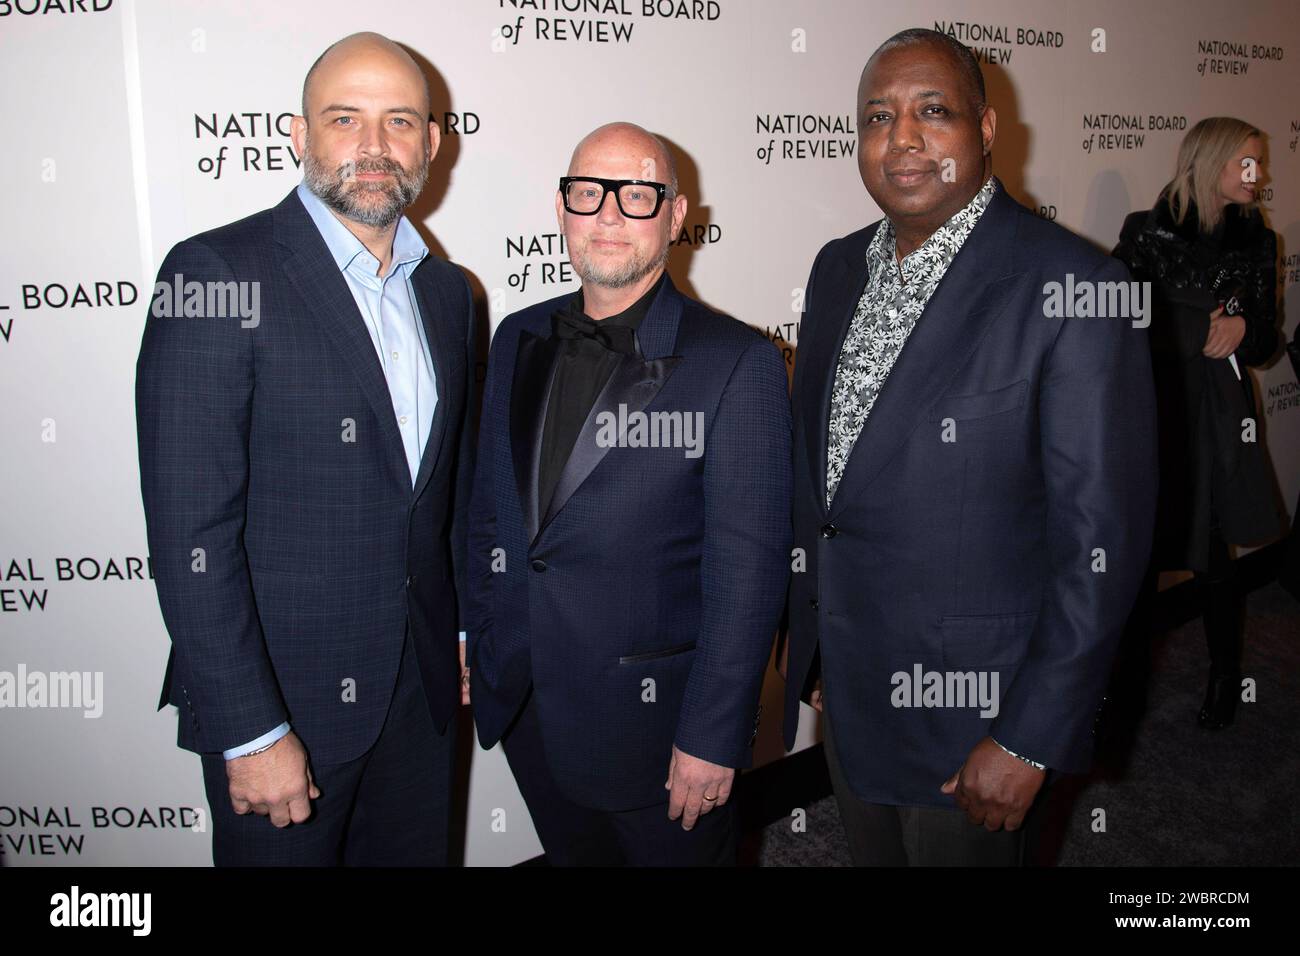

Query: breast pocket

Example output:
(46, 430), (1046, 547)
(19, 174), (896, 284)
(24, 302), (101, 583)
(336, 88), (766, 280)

(927, 379), (1028, 423)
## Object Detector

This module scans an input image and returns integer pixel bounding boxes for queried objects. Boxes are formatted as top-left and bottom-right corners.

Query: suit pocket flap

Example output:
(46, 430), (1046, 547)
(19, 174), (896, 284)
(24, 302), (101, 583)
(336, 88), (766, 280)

(927, 379), (1028, 422)
(619, 641), (696, 664)
(941, 612), (1036, 669)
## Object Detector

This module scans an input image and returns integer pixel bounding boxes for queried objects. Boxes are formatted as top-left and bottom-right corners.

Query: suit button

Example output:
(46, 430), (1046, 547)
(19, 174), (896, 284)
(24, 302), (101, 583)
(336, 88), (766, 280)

(531, 559), (547, 572)
(405, 575), (414, 588)
(821, 524), (837, 538)
(809, 598), (819, 610)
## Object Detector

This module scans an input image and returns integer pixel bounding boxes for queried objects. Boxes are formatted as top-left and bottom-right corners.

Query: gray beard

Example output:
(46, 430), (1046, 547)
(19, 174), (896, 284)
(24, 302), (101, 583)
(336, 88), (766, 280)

(302, 143), (427, 229)
(572, 240), (669, 289)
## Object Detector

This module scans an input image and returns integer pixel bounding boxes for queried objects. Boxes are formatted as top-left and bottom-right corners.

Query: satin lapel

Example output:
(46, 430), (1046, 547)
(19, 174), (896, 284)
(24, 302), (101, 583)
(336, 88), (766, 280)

(827, 190), (1025, 518)
(537, 276), (685, 537)
(804, 233), (876, 519)
(277, 200), (407, 489)
(409, 266), (454, 503)
(510, 329), (561, 543)
(539, 352), (683, 535)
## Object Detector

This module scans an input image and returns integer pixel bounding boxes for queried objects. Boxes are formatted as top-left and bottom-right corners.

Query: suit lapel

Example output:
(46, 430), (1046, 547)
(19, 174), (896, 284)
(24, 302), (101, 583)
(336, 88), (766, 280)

(511, 275), (685, 544)
(825, 186), (1025, 518)
(539, 350), (682, 535)
(275, 192), (408, 491)
(510, 329), (561, 543)
(409, 265), (454, 503)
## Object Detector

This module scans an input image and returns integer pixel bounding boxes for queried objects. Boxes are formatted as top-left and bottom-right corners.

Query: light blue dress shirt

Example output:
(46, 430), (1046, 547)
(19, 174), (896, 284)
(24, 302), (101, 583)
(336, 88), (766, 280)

(296, 180), (437, 482)
(222, 181), (456, 761)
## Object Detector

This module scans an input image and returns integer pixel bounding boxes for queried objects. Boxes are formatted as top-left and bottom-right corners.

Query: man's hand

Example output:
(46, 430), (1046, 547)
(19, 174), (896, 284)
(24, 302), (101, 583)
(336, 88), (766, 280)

(225, 731), (319, 828)
(1204, 305), (1246, 358)
(459, 640), (470, 706)
(664, 745), (735, 831)
(940, 736), (1044, 831)
(809, 678), (823, 713)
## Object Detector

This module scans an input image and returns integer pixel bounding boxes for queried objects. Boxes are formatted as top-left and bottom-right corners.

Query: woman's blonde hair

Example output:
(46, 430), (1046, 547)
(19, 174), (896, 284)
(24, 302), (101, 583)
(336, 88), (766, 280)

(1159, 117), (1264, 233)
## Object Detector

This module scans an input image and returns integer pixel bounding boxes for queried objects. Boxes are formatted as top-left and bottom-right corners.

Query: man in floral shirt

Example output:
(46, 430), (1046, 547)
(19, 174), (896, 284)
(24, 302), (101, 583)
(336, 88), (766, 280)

(782, 28), (1157, 865)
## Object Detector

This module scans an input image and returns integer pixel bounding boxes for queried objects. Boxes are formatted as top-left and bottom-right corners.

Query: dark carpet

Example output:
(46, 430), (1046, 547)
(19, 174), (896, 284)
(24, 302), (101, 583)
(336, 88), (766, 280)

(752, 581), (1300, 866)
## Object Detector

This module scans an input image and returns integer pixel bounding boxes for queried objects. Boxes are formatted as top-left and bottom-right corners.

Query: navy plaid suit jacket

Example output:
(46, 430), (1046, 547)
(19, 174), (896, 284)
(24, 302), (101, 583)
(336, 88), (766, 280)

(466, 275), (792, 811)
(136, 188), (476, 766)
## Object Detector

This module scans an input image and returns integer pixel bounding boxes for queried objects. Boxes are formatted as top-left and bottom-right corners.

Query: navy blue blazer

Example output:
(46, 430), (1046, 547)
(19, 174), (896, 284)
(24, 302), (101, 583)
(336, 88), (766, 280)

(783, 182), (1158, 806)
(136, 188), (475, 766)
(467, 276), (792, 811)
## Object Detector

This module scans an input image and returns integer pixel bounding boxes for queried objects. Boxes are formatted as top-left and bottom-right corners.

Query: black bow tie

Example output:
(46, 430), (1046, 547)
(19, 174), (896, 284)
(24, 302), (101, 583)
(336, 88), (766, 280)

(550, 310), (637, 355)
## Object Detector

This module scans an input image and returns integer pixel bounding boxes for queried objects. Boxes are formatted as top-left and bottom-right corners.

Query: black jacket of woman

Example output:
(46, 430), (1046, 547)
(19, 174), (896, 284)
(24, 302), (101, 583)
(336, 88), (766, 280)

(1113, 196), (1284, 572)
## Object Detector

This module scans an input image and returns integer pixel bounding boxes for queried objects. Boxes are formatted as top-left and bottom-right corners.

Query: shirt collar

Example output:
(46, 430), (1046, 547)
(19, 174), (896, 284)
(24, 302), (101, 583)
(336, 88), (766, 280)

(870, 175), (998, 280)
(569, 270), (666, 330)
(296, 180), (427, 275)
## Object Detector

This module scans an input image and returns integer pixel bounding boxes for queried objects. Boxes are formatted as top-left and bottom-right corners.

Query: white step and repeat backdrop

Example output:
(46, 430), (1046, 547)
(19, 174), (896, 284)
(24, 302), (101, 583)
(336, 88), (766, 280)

(2, 0), (1298, 866)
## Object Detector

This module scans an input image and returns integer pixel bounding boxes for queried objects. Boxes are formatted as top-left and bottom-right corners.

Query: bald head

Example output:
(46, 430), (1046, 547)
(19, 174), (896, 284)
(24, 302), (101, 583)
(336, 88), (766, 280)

(292, 32), (439, 232)
(568, 122), (678, 194)
(301, 32), (431, 123)
(557, 121), (688, 304)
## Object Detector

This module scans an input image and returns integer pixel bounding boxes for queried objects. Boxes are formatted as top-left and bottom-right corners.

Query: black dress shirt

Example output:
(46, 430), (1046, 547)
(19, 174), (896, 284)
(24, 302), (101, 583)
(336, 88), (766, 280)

(538, 272), (666, 519)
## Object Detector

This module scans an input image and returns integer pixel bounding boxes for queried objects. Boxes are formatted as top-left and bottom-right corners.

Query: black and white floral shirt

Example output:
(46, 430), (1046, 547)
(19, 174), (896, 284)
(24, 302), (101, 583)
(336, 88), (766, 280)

(825, 176), (998, 506)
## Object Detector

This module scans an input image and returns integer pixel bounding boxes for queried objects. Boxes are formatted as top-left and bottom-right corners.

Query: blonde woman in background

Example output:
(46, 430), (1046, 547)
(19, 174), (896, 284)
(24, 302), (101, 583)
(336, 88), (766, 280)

(1109, 117), (1285, 734)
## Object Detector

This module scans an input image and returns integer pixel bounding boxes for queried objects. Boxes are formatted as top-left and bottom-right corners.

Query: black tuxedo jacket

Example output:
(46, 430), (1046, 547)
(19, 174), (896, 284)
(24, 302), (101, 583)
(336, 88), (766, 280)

(467, 276), (792, 811)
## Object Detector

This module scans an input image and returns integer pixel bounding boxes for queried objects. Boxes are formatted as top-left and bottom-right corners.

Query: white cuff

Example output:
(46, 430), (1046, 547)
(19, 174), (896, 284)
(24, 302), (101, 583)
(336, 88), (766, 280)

(223, 722), (291, 760)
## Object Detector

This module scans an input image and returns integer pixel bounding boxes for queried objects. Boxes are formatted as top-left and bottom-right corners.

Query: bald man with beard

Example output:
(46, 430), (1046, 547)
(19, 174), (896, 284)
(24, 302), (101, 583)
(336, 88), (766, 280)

(137, 33), (476, 866)
(465, 123), (791, 865)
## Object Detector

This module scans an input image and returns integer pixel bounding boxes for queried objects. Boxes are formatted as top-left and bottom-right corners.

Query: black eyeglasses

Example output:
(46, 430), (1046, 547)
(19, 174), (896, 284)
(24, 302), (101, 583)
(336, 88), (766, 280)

(559, 177), (671, 219)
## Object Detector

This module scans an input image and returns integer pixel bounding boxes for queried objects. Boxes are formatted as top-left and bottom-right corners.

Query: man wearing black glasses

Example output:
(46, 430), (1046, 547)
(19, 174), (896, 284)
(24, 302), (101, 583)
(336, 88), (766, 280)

(464, 122), (791, 865)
